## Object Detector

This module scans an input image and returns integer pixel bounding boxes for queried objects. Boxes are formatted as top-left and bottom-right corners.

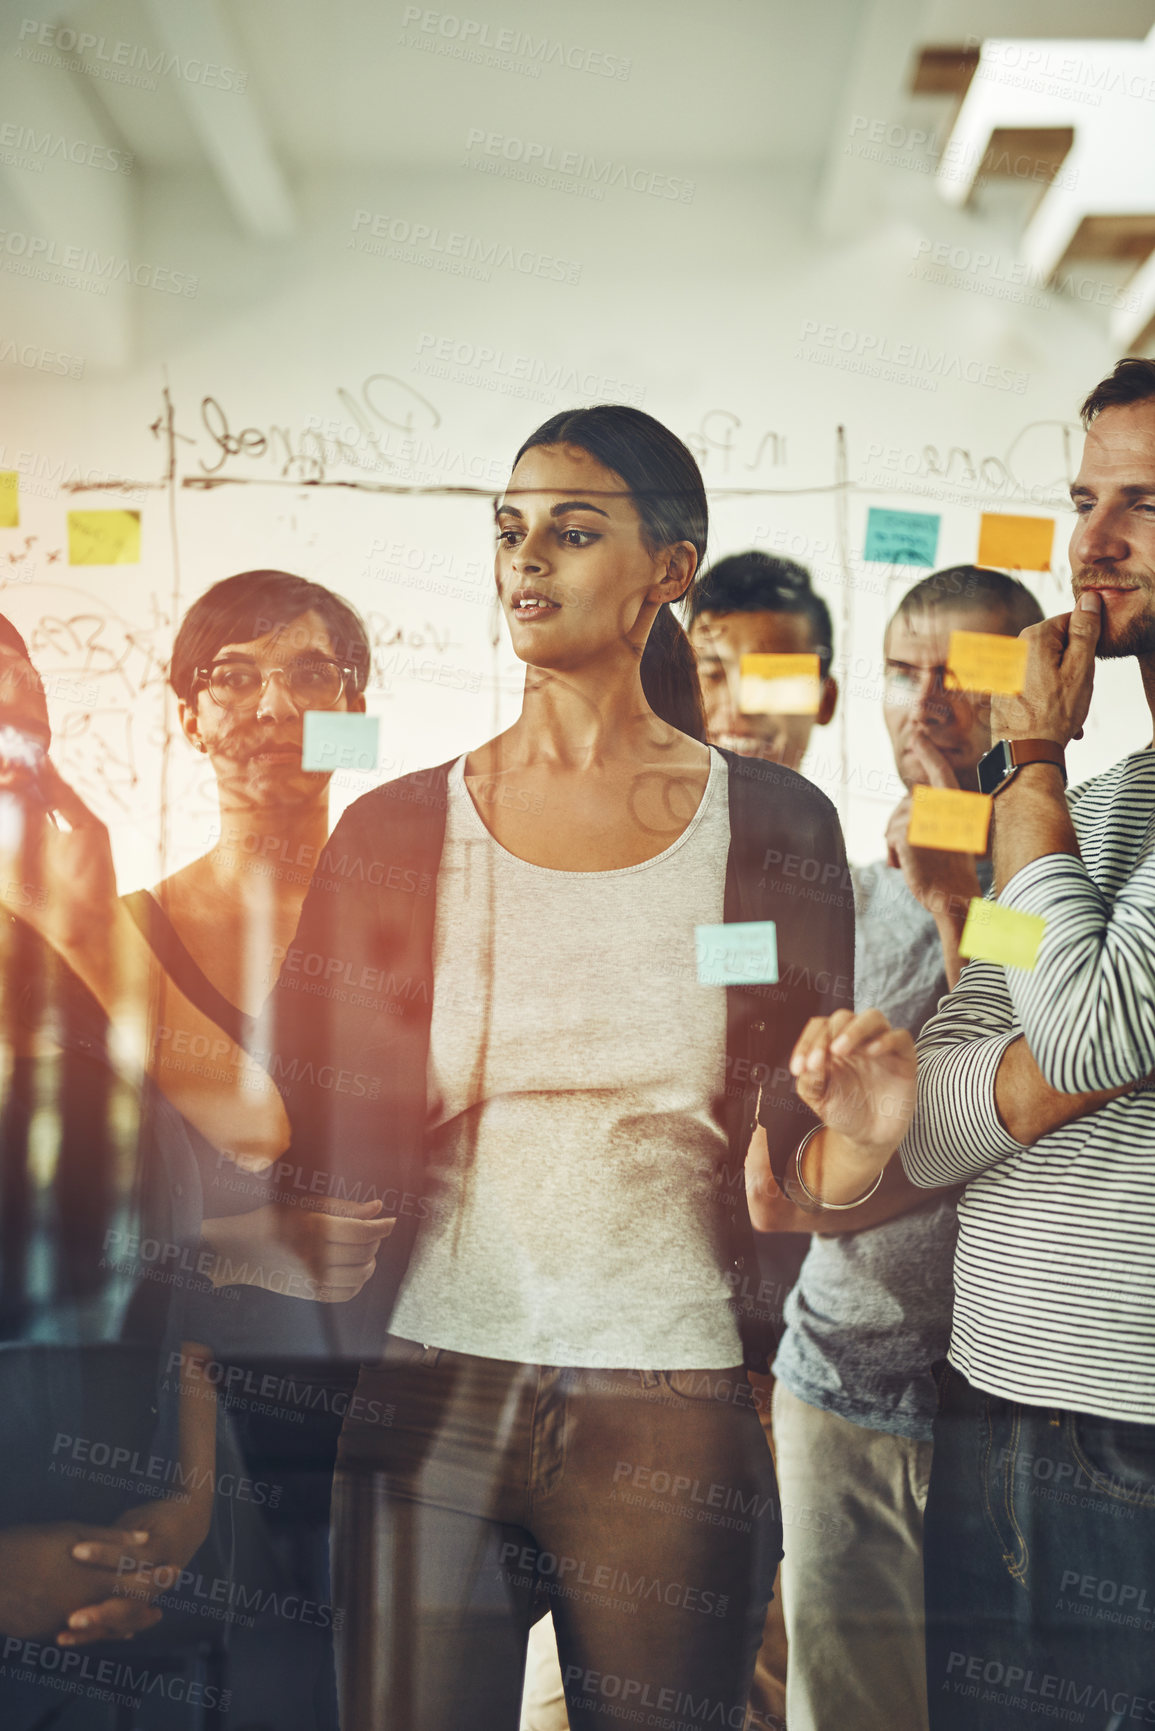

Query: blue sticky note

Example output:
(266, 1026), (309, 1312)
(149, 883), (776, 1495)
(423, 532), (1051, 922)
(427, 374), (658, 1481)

(695, 921), (778, 987)
(863, 507), (940, 567)
(302, 711), (380, 772)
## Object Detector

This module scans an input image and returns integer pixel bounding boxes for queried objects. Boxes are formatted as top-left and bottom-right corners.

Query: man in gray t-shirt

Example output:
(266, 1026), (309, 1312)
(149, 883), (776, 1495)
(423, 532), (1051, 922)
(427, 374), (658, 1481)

(748, 567), (1044, 1731)
(771, 855), (985, 1439)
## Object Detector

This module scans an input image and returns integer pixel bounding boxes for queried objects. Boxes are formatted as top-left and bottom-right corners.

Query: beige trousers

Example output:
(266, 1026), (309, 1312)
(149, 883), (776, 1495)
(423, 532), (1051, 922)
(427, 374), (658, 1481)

(771, 1381), (932, 1731)
(520, 1614), (571, 1731)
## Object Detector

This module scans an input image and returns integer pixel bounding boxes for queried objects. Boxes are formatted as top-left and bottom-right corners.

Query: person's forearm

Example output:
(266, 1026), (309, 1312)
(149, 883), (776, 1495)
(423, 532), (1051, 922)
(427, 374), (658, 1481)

(178, 1343), (218, 1484)
(750, 1145), (945, 1234)
(202, 1205), (269, 1290)
(931, 907), (967, 990)
(135, 1341), (218, 1556)
(993, 763), (1079, 893)
(65, 906), (289, 1164)
(784, 1124), (896, 1209)
(993, 1035), (1134, 1144)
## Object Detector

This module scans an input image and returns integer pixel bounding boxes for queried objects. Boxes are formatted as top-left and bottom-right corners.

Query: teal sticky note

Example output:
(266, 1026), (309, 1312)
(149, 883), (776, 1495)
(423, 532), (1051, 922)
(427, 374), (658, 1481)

(695, 921), (778, 987)
(302, 711), (379, 772)
(863, 507), (940, 567)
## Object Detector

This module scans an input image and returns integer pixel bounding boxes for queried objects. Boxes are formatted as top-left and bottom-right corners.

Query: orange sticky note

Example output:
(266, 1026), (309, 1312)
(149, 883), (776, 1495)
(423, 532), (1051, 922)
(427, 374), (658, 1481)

(67, 509), (140, 565)
(947, 630), (1029, 695)
(958, 899), (1045, 970)
(738, 653), (821, 716)
(977, 513), (1054, 572)
(907, 785), (992, 853)
(0, 472), (18, 529)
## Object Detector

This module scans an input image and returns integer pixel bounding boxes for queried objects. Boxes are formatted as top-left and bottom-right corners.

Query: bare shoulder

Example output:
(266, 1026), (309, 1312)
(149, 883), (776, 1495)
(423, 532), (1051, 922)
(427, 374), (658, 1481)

(632, 729), (711, 790)
(462, 731), (515, 780)
(146, 857), (221, 938)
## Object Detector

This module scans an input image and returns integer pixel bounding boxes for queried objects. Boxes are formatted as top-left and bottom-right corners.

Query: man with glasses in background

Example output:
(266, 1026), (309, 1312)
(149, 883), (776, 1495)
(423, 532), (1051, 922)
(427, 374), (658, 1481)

(127, 571), (392, 1731)
(134, 569), (391, 1320)
(142, 569), (372, 1026)
(748, 566), (1042, 1731)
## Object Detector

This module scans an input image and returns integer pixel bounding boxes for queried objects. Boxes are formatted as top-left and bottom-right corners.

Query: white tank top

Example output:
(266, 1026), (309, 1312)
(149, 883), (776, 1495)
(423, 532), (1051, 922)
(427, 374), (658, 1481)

(390, 749), (742, 1369)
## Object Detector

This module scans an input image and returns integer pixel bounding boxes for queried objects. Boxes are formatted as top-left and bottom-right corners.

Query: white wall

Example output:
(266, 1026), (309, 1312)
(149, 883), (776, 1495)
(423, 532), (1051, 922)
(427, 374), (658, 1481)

(1, 98), (1147, 889)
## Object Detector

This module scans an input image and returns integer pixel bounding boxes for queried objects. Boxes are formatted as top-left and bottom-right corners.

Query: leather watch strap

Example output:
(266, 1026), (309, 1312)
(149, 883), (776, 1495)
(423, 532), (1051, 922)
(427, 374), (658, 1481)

(1008, 739), (1066, 773)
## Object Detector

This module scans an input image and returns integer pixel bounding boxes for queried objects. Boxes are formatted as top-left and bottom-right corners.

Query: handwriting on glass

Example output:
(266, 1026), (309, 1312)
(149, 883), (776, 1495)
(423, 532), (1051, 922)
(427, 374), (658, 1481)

(194, 376), (442, 483)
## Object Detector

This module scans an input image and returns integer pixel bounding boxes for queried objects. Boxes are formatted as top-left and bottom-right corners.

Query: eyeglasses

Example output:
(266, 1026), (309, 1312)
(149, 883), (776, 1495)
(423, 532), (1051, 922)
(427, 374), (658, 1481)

(194, 656), (357, 711)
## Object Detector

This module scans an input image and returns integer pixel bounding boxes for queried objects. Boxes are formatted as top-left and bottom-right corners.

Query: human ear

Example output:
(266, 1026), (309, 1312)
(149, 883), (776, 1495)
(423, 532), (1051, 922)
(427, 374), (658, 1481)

(817, 676), (839, 727)
(178, 698), (207, 753)
(650, 541), (698, 607)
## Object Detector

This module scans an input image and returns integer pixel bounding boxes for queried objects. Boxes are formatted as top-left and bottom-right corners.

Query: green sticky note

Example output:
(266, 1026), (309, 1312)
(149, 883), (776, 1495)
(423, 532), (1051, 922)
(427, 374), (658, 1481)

(958, 898), (1045, 971)
(863, 507), (940, 567)
(695, 921), (778, 987)
(302, 711), (379, 772)
(67, 509), (140, 564)
(0, 472), (18, 528)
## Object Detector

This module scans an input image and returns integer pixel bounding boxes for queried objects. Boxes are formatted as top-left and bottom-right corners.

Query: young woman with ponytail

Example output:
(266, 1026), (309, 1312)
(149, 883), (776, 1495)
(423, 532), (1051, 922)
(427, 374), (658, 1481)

(264, 405), (858, 1728)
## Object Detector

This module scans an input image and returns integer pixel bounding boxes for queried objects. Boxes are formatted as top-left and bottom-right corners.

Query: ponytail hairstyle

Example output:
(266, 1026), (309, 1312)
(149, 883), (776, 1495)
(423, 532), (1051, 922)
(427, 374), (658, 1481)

(512, 405), (709, 741)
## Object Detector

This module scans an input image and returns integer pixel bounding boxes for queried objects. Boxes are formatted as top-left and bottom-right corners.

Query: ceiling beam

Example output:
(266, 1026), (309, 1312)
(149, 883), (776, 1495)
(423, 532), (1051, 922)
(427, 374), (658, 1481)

(0, 50), (134, 366)
(814, 0), (930, 242)
(139, 0), (295, 239)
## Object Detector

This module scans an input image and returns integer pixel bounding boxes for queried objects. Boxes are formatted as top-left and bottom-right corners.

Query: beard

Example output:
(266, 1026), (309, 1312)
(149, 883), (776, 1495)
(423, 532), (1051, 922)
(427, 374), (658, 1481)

(1073, 575), (1155, 660)
(1094, 623), (1155, 661)
(1096, 610), (1155, 659)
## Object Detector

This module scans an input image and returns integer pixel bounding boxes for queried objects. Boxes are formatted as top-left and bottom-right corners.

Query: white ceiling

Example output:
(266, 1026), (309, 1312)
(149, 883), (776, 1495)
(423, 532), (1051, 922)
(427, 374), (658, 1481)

(43, 0), (867, 171)
(13, 0), (1155, 203)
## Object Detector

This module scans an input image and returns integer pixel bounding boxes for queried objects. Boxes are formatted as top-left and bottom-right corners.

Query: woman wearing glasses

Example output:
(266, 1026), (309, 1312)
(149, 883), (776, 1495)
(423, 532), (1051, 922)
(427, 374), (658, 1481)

(259, 406), (908, 1731)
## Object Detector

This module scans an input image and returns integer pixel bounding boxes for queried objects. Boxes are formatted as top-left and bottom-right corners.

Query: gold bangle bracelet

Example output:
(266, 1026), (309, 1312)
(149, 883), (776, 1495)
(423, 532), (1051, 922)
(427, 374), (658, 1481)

(790, 1124), (886, 1212)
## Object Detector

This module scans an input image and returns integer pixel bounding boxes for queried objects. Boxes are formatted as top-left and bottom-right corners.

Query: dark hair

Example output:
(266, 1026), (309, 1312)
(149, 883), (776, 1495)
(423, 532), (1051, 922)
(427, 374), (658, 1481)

(513, 405), (708, 741)
(1081, 358), (1155, 427)
(0, 615), (31, 664)
(888, 565), (1043, 643)
(170, 572), (372, 705)
(691, 551), (834, 676)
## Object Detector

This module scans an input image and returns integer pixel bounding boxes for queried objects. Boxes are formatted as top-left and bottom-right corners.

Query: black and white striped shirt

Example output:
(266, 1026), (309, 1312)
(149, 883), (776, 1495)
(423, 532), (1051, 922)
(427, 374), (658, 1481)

(900, 746), (1155, 1421)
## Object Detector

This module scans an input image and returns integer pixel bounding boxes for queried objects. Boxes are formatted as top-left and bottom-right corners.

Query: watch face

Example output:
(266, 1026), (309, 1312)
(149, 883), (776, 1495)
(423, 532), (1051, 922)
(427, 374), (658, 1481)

(977, 740), (1013, 797)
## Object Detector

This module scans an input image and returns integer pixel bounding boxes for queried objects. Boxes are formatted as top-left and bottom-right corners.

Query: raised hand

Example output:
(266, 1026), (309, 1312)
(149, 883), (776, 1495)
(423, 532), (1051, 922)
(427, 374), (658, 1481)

(886, 730), (982, 941)
(0, 759), (117, 958)
(790, 1008), (917, 1163)
(990, 592), (1100, 748)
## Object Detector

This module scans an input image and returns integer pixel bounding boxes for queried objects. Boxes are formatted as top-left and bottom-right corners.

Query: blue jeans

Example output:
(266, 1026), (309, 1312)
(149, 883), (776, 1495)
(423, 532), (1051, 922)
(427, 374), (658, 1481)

(331, 1337), (781, 1731)
(924, 1364), (1155, 1731)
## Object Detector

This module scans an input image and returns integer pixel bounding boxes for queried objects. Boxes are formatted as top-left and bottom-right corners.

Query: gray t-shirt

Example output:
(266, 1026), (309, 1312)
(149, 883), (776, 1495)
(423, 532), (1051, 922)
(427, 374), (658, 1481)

(391, 750), (743, 1369)
(772, 859), (986, 1439)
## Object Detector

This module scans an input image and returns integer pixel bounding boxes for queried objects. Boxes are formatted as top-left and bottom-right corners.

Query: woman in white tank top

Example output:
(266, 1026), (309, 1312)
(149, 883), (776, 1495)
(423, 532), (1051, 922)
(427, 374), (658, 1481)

(311, 406), (914, 1731)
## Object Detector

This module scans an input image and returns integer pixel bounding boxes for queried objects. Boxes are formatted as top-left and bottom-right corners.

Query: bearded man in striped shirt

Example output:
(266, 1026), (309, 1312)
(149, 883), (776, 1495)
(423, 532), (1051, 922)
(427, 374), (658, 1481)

(899, 357), (1155, 1730)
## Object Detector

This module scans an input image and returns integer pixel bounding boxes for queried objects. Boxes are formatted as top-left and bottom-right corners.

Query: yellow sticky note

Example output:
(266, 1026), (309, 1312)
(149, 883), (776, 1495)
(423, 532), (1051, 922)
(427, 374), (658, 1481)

(738, 652), (821, 716)
(67, 509), (140, 565)
(947, 630), (1029, 695)
(977, 513), (1054, 572)
(907, 785), (992, 853)
(958, 899), (1045, 970)
(0, 473), (18, 529)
